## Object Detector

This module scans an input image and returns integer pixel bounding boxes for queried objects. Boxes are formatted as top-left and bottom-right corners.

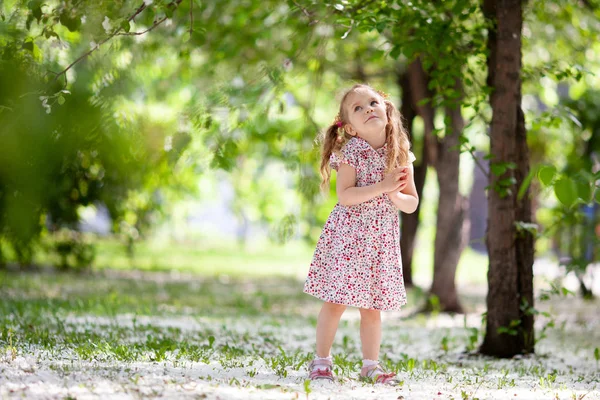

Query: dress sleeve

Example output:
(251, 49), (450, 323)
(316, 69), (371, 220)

(330, 142), (359, 171)
(407, 151), (416, 164)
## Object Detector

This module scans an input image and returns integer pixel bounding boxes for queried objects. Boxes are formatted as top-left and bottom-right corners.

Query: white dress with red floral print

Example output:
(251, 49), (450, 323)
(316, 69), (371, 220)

(303, 137), (416, 311)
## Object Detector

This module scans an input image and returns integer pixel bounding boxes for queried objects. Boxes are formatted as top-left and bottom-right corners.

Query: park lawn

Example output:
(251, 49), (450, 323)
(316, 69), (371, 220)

(1, 268), (599, 400)
(90, 237), (490, 286)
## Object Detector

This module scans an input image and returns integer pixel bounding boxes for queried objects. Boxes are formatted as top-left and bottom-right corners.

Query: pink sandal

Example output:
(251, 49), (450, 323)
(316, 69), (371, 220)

(359, 364), (399, 385)
(308, 358), (335, 381)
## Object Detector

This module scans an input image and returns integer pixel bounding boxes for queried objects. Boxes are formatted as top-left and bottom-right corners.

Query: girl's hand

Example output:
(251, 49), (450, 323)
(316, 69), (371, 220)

(380, 167), (407, 193)
(388, 166), (410, 194)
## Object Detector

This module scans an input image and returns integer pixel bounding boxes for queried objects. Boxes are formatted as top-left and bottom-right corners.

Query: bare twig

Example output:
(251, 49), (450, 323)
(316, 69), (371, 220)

(51, 0), (183, 84)
(127, 1), (152, 22)
(292, 0), (313, 20)
(190, 0), (193, 40)
(117, 15), (169, 36)
(51, 2), (147, 83)
(462, 143), (490, 179)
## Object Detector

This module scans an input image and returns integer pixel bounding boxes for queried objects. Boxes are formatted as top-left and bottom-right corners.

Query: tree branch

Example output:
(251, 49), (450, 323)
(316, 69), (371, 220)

(189, 0), (193, 40)
(291, 0), (316, 23)
(462, 143), (490, 180)
(117, 15), (169, 36)
(51, 0), (183, 84)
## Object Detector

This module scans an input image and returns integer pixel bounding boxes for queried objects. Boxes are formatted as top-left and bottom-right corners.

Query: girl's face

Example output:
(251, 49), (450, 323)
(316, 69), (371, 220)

(343, 88), (388, 139)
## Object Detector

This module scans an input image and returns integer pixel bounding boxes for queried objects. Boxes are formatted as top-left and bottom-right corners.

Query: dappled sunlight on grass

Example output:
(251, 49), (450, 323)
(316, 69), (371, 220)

(1, 270), (598, 399)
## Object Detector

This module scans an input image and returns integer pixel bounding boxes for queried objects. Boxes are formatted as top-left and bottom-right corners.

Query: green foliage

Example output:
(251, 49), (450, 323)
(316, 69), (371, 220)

(497, 319), (521, 336)
(1, 0), (600, 276)
(49, 229), (96, 270)
(0, 0), (201, 266)
(531, 89), (600, 298)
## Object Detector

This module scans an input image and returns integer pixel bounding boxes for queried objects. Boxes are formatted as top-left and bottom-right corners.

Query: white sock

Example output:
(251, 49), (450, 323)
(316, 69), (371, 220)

(362, 359), (379, 368)
(313, 356), (332, 371)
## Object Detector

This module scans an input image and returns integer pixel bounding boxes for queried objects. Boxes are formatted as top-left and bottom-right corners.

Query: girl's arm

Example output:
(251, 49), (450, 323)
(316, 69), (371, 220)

(336, 163), (405, 206)
(387, 164), (419, 213)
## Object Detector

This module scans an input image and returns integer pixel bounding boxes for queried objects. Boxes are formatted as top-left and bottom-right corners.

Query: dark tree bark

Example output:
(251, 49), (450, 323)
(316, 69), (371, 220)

(408, 59), (438, 166)
(480, 0), (535, 357)
(399, 70), (428, 288)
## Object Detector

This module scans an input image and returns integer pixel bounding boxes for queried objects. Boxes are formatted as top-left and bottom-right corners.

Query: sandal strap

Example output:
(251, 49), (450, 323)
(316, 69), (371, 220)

(308, 358), (334, 381)
(361, 364), (398, 384)
(308, 358), (332, 370)
(309, 368), (334, 380)
(375, 371), (397, 384)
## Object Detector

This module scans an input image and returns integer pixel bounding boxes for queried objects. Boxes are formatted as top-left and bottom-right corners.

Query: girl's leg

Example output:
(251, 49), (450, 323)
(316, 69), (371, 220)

(358, 308), (399, 384)
(315, 302), (347, 358)
(359, 308), (381, 360)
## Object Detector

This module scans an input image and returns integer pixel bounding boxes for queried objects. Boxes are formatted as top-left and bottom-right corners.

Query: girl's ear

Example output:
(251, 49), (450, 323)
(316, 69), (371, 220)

(344, 123), (356, 137)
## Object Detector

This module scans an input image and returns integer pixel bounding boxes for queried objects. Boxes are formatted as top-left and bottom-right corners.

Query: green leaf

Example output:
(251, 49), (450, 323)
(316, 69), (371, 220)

(416, 97), (430, 106)
(518, 166), (536, 201)
(164, 6), (174, 19)
(538, 165), (556, 186)
(120, 20), (131, 33)
(31, 5), (42, 22)
(22, 40), (34, 52)
(576, 179), (592, 203)
(595, 188), (600, 204)
(389, 45), (402, 60)
(498, 177), (517, 186)
(57, 96), (65, 105)
(59, 12), (82, 32)
(554, 178), (578, 207)
(490, 163), (507, 176)
(561, 287), (574, 297)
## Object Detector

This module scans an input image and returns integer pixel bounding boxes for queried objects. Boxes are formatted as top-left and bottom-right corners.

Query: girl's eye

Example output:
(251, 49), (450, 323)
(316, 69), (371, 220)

(354, 105), (362, 112)
(371, 100), (378, 106)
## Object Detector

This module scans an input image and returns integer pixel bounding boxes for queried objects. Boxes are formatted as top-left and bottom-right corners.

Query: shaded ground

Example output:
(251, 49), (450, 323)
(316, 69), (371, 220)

(1, 269), (599, 399)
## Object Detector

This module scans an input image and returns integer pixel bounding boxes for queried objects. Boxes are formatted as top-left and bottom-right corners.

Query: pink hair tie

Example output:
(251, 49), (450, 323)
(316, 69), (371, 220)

(335, 121), (343, 128)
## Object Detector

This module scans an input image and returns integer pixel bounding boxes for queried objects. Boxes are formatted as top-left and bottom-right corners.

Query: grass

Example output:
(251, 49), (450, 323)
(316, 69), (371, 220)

(1, 268), (599, 399)
(0, 219), (597, 399)
(22, 234), (489, 286)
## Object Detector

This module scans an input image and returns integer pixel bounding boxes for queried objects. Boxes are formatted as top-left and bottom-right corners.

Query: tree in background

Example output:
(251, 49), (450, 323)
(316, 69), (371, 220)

(480, 0), (534, 357)
(339, 1), (485, 312)
(1, 1), (599, 353)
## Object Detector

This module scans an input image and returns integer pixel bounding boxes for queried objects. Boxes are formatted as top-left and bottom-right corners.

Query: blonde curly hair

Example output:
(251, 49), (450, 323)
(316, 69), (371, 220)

(319, 84), (411, 191)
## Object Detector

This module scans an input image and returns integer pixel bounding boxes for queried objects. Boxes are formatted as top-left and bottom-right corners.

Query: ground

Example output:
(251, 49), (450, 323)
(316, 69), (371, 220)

(1, 262), (599, 400)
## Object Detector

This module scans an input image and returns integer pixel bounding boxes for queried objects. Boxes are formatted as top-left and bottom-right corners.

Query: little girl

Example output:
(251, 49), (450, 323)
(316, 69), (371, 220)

(303, 84), (418, 384)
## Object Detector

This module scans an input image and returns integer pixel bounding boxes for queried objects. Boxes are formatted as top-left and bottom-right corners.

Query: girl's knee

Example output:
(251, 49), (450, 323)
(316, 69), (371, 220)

(359, 308), (381, 320)
(324, 302), (346, 314)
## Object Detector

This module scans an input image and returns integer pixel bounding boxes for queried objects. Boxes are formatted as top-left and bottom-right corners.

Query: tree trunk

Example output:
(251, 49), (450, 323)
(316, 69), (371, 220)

(399, 70), (427, 288)
(480, 0), (535, 357)
(408, 58), (466, 313)
(515, 106), (535, 349)
(408, 59), (438, 166)
(429, 79), (470, 313)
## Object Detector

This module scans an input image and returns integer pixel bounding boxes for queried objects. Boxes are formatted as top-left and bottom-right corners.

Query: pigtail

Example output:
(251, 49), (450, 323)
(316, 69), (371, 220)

(319, 119), (350, 191)
(384, 99), (411, 172)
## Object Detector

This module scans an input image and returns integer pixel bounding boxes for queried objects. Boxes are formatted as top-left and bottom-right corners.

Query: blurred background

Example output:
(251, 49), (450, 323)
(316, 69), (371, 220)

(0, 0), (598, 301)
